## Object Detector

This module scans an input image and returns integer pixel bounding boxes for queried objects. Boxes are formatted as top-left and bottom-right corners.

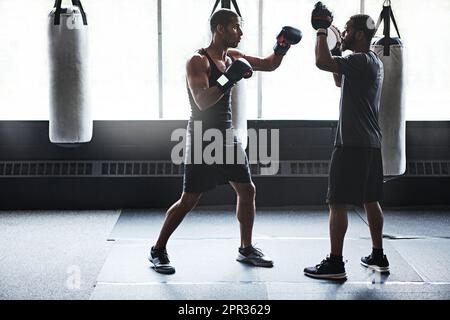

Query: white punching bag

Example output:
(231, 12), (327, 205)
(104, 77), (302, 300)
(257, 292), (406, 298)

(48, 0), (92, 145)
(371, 3), (406, 176)
(231, 79), (248, 150)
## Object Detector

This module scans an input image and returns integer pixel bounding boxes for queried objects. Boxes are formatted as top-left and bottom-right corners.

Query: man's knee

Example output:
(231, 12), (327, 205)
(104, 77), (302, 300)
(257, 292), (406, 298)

(237, 183), (256, 201)
(179, 193), (202, 212)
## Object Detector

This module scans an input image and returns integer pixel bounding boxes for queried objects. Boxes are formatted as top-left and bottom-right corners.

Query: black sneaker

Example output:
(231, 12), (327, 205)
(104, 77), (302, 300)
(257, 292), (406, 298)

(361, 253), (390, 273)
(236, 245), (274, 268)
(304, 256), (347, 280)
(148, 246), (176, 275)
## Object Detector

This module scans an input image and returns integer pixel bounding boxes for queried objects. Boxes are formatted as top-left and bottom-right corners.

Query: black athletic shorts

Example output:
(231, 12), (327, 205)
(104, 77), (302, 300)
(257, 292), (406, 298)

(183, 141), (252, 193)
(326, 146), (383, 206)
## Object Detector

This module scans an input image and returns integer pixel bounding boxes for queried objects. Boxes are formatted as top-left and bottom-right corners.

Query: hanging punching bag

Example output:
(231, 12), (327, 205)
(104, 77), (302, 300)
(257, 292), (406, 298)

(231, 80), (248, 149)
(230, 1), (248, 150)
(371, 1), (406, 176)
(48, 0), (92, 146)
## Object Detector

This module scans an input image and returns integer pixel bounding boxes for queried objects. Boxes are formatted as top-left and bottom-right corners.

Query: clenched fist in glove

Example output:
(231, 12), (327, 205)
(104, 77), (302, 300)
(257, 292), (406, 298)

(216, 58), (253, 94)
(273, 26), (303, 56)
(311, 2), (333, 30)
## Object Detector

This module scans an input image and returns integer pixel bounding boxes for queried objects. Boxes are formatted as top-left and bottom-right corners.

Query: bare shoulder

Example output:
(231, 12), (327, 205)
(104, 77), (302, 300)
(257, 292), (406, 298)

(186, 52), (209, 72)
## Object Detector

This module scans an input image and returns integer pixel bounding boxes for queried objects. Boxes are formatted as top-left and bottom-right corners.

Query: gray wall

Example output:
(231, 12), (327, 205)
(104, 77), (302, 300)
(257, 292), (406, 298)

(0, 121), (449, 209)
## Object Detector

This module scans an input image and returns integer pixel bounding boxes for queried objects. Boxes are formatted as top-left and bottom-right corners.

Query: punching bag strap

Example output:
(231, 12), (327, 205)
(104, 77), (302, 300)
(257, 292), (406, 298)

(210, 0), (220, 17)
(53, 0), (63, 25)
(389, 6), (401, 38)
(375, 0), (401, 56)
(210, 0), (242, 18)
(72, 0), (88, 25)
(230, 0), (242, 18)
(53, 0), (87, 26)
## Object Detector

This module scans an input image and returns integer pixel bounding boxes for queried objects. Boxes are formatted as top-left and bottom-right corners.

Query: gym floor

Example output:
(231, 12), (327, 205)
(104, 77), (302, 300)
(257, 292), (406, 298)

(1, 207), (449, 300)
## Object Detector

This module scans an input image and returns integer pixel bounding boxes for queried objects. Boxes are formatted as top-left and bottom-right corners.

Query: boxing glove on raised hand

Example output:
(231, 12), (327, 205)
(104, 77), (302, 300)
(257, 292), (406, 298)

(274, 26), (303, 56)
(217, 58), (253, 93)
(311, 2), (333, 30)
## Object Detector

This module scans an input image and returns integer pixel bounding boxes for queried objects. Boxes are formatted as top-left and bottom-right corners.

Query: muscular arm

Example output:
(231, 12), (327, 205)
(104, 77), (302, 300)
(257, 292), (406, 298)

(228, 49), (283, 72)
(333, 73), (342, 87)
(186, 54), (224, 111)
(315, 34), (340, 74)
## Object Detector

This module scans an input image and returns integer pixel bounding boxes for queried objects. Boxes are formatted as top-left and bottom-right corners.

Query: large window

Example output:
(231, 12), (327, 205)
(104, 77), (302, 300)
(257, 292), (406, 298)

(261, 0), (359, 119)
(161, 0), (259, 120)
(0, 0), (158, 120)
(365, 0), (450, 121)
(0, 0), (49, 120)
(0, 0), (449, 120)
(87, 0), (158, 120)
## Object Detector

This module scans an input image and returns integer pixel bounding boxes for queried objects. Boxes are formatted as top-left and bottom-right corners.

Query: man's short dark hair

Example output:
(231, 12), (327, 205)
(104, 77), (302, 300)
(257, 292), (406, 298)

(350, 14), (377, 45)
(210, 9), (239, 33)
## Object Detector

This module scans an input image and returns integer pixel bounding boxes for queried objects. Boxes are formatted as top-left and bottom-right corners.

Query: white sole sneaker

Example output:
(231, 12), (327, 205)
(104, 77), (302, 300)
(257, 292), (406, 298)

(148, 256), (176, 275)
(236, 253), (274, 268)
(360, 261), (390, 273)
(304, 271), (347, 280)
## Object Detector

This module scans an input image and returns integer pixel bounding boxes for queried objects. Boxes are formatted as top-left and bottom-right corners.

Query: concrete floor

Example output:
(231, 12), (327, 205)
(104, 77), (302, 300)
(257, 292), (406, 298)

(0, 210), (120, 300)
(1, 207), (450, 300)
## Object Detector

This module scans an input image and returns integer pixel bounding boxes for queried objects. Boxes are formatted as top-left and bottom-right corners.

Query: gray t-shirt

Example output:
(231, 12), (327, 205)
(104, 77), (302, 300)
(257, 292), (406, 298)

(334, 51), (384, 148)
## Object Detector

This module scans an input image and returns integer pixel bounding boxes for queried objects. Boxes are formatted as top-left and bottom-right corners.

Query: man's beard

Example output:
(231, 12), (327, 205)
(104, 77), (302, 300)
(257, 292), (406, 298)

(342, 35), (354, 51)
(226, 40), (239, 48)
(223, 35), (239, 48)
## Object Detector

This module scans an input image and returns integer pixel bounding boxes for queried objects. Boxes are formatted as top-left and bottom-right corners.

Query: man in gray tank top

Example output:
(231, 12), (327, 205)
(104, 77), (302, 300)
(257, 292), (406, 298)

(149, 9), (302, 274)
(304, 2), (390, 280)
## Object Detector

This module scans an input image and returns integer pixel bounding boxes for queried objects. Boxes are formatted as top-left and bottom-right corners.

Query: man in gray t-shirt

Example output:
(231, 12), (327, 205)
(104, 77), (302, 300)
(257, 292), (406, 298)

(335, 50), (384, 148)
(304, 3), (390, 281)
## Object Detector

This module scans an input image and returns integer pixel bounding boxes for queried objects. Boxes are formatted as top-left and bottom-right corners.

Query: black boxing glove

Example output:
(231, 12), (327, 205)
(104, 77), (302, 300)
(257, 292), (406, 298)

(311, 2), (333, 30)
(217, 58), (253, 94)
(274, 26), (303, 56)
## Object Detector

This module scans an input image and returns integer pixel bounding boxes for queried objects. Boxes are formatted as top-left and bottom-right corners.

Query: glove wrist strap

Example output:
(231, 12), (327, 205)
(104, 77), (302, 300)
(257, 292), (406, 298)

(317, 28), (328, 36)
(217, 75), (234, 94)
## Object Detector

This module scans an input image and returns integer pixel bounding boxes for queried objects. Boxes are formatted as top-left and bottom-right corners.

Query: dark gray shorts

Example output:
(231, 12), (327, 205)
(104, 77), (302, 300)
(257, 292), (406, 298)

(183, 142), (252, 193)
(327, 147), (383, 206)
